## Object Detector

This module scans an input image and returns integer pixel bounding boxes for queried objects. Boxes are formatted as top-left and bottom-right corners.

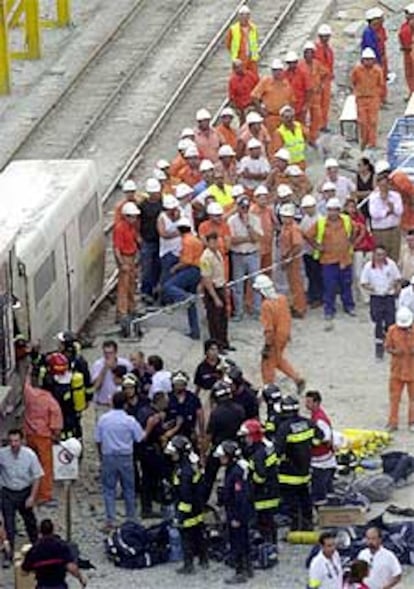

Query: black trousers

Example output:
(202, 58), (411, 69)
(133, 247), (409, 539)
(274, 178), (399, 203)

(180, 523), (207, 565)
(204, 288), (229, 350)
(369, 295), (395, 351)
(138, 445), (166, 513)
(2, 486), (38, 551)
(303, 254), (323, 304)
(279, 483), (313, 531)
(229, 523), (250, 569)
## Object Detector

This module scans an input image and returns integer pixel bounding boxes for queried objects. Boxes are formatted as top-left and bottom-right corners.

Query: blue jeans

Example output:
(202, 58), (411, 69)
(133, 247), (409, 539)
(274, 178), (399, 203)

(321, 263), (354, 318)
(101, 454), (136, 523)
(141, 240), (160, 297)
(160, 253), (179, 286)
(163, 266), (201, 337)
(231, 251), (261, 317)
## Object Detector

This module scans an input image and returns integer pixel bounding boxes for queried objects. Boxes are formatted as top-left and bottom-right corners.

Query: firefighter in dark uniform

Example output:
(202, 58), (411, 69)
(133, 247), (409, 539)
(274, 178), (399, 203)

(214, 440), (253, 585)
(204, 380), (245, 502)
(262, 383), (283, 441)
(165, 435), (208, 575)
(228, 365), (259, 419)
(274, 395), (322, 531)
(238, 418), (279, 545)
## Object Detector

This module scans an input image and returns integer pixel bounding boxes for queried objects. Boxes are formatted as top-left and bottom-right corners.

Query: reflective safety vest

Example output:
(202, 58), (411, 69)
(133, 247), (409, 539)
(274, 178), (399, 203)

(173, 461), (204, 528)
(208, 184), (234, 209)
(230, 22), (259, 62)
(247, 441), (280, 512)
(312, 214), (353, 261)
(277, 122), (305, 164)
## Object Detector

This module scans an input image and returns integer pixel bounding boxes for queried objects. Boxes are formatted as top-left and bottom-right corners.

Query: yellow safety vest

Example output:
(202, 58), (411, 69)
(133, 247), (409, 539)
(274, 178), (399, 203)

(208, 184), (234, 208)
(230, 22), (259, 62)
(313, 214), (353, 261)
(277, 122), (305, 164)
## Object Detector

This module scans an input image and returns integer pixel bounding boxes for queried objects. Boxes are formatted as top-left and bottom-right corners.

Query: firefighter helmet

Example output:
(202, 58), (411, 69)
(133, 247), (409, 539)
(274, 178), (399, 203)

(262, 384), (282, 404)
(228, 364), (243, 383)
(171, 370), (189, 386)
(280, 394), (299, 415)
(214, 440), (241, 459)
(165, 435), (192, 456)
(47, 352), (69, 375)
(237, 419), (264, 443)
(211, 380), (232, 401)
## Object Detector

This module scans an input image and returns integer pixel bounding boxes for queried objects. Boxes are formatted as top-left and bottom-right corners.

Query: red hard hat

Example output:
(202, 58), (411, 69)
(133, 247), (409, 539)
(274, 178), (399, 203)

(47, 352), (69, 375)
(238, 419), (264, 443)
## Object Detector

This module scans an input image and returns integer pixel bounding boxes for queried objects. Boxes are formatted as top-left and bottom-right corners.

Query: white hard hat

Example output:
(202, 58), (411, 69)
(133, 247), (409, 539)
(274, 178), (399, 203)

(176, 217), (192, 229)
(285, 50), (299, 62)
(122, 179), (137, 192)
(218, 144), (236, 157)
(322, 180), (336, 192)
(253, 274), (276, 298)
(286, 164), (303, 177)
(232, 184), (246, 198)
(145, 178), (161, 193)
(325, 157), (339, 168)
(163, 194), (180, 209)
(301, 194), (317, 207)
(184, 145), (199, 158)
(175, 183), (193, 199)
(247, 137), (262, 150)
(326, 197), (342, 209)
(246, 111), (263, 124)
(303, 40), (316, 51)
(274, 148), (290, 162)
(361, 47), (377, 60)
(121, 201), (140, 216)
(196, 108), (212, 121)
(207, 202), (224, 215)
(279, 104), (295, 116)
(178, 138), (194, 151)
(60, 438), (82, 459)
(153, 168), (167, 181)
(271, 58), (284, 70)
(405, 3), (414, 15)
(279, 203), (296, 217)
(318, 24), (332, 35)
(375, 159), (391, 175)
(199, 158), (215, 172)
(277, 184), (293, 199)
(180, 127), (195, 138)
(254, 185), (269, 197)
(366, 7), (383, 20)
(156, 158), (170, 170)
(396, 306), (413, 328)
(221, 106), (235, 117)
(238, 5), (251, 14)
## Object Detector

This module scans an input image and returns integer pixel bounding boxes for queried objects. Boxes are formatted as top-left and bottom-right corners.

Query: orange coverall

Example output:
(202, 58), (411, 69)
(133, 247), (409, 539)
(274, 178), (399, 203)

(225, 23), (258, 74)
(377, 24), (388, 101)
(350, 63), (384, 148)
(399, 20), (414, 94)
(260, 295), (301, 384)
(280, 221), (307, 316)
(314, 41), (334, 129)
(300, 58), (326, 143)
(385, 324), (414, 427)
(113, 219), (139, 316)
(216, 123), (238, 151)
(285, 65), (312, 123)
(390, 170), (414, 231)
(250, 76), (295, 134)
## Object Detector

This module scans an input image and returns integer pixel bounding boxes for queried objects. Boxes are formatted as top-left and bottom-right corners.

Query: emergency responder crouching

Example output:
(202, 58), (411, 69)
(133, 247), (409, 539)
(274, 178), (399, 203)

(165, 435), (208, 574)
(214, 440), (253, 584)
(238, 419), (279, 545)
(274, 395), (322, 531)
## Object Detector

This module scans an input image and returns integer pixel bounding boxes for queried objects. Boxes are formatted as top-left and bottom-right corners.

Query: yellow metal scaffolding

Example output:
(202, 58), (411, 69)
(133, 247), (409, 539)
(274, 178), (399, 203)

(0, 0), (71, 95)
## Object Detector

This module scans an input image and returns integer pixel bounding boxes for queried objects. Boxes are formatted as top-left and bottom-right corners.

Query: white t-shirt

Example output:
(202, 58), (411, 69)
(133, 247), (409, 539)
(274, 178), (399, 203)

(358, 546), (402, 589)
(360, 259), (401, 296)
(308, 550), (343, 589)
(398, 285), (414, 314)
(237, 156), (270, 190)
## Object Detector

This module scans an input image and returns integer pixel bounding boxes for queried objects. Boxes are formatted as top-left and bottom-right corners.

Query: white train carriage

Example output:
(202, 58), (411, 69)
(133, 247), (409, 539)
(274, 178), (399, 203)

(0, 160), (105, 350)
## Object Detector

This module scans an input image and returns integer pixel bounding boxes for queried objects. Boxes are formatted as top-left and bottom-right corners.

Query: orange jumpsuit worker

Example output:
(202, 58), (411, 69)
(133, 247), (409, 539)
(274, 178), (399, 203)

(399, 5), (414, 97)
(114, 179), (139, 225)
(170, 138), (194, 180)
(251, 58), (294, 134)
(314, 24), (334, 131)
(226, 5), (259, 75)
(279, 202), (307, 318)
(253, 274), (305, 391)
(284, 50), (312, 123)
(216, 107), (238, 151)
(377, 16), (388, 102)
(351, 47), (384, 149)
(300, 41), (327, 145)
(389, 168), (414, 232)
(24, 372), (63, 505)
(272, 105), (308, 170)
(113, 201), (141, 318)
(384, 306), (414, 431)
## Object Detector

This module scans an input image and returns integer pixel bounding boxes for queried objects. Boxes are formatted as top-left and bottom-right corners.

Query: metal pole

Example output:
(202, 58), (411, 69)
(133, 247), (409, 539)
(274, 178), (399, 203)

(24, 0), (41, 59)
(0, 1), (11, 94)
(56, 0), (70, 27)
(63, 480), (72, 541)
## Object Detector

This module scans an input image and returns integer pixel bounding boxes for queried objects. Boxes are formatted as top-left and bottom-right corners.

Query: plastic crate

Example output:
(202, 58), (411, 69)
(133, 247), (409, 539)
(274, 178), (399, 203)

(387, 116), (414, 168)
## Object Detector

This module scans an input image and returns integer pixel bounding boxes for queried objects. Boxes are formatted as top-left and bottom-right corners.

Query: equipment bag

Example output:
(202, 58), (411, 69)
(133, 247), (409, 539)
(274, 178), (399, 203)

(105, 521), (170, 569)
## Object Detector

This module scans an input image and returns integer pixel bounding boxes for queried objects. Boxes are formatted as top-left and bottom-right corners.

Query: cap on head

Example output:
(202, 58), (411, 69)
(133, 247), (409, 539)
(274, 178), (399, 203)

(207, 202), (224, 215)
(221, 106), (235, 118)
(199, 158), (215, 172)
(253, 273), (276, 299)
(175, 183), (193, 199)
(247, 137), (262, 150)
(232, 184), (246, 198)
(303, 40), (316, 52)
(274, 148), (290, 162)
(238, 5), (250, 15)
(271, 58), (284, 70)
(277, 184), (293, 199)
(246, 111), (263, 125)
(322, 180), (336, 192)
(218, 144), (236, 157)
(325, 157), (339, 169)
(145, 178), (161, 193)
(279, 104), (295, 117)
(254, 185), (269, 197)
(122, 201), (140, 216)
(318, 23), (332, 35)
(196, 108), (211, 121)
(396, 306), (413, 328)
(375, 159), (391, 175)
(180, 127), (195, 139)
(163, 194), (180, 210)
(176, 217), (192, 229)
(171, 370), (189, 385)
(286, 164), (303, 177)
(156, 158), (170, 170)
(301, 194), (317, 207)
(281, 394), (300, 414)
(279, 202), (296, 217)
(184, 145), (199, 158)
(153, 168), (167, 181)
(406, 3), (414, 15)
(366, 7), (383, 20)
(326, 197), (342, 210)
(237, 195), (250, 207)
(178, 138), (194, 151)
(122, 179), (137, 192)
(285, 50), (299, 63)
(122, 373), (138, 387)
(361, 47), (377, 60)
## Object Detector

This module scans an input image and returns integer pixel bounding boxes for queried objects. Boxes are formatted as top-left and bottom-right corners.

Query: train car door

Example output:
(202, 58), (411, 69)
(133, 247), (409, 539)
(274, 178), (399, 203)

(62, 218), (81, 332)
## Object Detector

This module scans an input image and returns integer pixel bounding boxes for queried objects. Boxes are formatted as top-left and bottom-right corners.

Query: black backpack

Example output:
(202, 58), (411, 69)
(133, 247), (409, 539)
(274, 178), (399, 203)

(105, 521), (170, 569)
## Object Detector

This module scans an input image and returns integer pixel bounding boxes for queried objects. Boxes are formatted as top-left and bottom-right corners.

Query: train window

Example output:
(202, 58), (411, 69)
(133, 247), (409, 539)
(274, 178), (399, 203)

(33, 251), (56, 306)
(79, 193), (99, 246)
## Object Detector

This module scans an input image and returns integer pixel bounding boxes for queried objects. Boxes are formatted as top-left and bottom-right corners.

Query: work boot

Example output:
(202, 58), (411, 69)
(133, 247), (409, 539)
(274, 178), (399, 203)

(225, 572), (247, 584)
(176, 562), (195, 575)
(375, 342), (384, 360)
(243, 557), (254, 579)
(199, 555), (209, 569)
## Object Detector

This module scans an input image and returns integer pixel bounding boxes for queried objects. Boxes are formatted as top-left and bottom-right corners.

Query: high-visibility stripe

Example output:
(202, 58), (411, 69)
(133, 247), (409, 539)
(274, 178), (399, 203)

(286, 428), (315, 443)
(192, 471), (202, 483)
(252, 472), (266, 484)
(178, 501), (192, 513)
(277, 122), (305, 164)
(265, 422), (275, 432)
(313, 214), (353, 261)
(182, 514), (204, 528)
(254, 498), (280, 510)
(230, 22), (259, 62)
(278, 473), (311, 485)
(308, 579), (322, 588)
(265, 453), (278, 467)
